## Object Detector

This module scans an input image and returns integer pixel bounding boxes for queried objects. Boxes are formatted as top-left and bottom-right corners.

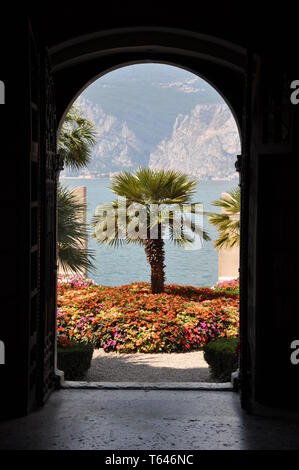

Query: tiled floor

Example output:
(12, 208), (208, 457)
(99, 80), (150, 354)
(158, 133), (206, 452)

(1, 389), (299, 450)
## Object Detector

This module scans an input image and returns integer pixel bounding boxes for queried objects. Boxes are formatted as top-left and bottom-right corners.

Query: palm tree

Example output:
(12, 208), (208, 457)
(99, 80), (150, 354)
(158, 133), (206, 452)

(57, 105), (97, 273)
(92, 168), (210, 294)
(208, 187), (240, 249)
(57, 185), (95, 274)
(58, 105), (97, 170)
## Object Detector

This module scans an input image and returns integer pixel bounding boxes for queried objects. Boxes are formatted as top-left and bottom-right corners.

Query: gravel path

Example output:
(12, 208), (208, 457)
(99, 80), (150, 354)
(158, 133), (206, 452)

(86, 349), (215, 382)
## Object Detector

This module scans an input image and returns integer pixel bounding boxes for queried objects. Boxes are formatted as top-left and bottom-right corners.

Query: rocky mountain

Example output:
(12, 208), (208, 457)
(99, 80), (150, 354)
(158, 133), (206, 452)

(149, 104), (240, 180)
(75, 98), (142, 173)
(60, 64), (240, 180)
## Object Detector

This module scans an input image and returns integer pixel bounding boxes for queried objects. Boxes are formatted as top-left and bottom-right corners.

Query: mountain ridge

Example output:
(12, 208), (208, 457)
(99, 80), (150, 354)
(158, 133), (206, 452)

(60, 64), (240, 181)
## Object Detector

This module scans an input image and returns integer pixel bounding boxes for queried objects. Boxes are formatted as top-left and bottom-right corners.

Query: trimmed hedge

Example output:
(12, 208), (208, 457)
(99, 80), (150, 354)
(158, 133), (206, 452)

(204, 337), (239, 381)
(57, 342), (94, 380)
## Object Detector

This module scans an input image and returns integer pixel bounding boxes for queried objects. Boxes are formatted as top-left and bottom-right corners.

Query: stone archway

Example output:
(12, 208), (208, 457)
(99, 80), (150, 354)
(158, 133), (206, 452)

(4, 18), (279, 419)
(1, 3), (299, 425)
(49, 28), (251, 407)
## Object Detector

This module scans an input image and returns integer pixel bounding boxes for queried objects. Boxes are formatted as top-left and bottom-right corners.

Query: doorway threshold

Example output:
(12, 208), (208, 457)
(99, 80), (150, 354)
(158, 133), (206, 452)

(61, 381), (233, 391)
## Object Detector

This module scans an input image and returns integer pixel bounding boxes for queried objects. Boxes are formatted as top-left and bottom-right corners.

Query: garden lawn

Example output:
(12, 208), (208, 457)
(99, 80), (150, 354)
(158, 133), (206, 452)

(57, 277), (239, 354)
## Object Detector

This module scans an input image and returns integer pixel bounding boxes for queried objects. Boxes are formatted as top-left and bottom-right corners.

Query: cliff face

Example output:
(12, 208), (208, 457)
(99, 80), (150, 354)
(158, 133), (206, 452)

(70, 97), (143, 174)
(149, 104), (240, 180)
(60, 64), (240, 180)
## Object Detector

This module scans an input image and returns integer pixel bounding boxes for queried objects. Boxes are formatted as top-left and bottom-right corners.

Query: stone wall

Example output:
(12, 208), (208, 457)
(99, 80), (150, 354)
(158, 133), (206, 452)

(218, 245), (239, 281)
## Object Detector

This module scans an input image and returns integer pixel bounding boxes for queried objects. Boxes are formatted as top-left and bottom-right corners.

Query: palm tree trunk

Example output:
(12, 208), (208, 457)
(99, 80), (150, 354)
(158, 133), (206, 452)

(144, 238), (165, 294)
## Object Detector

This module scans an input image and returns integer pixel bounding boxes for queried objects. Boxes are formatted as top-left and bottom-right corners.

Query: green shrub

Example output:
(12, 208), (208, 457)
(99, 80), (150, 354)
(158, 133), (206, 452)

(57, 341), (94, 380)
(203, 337), (239, 381)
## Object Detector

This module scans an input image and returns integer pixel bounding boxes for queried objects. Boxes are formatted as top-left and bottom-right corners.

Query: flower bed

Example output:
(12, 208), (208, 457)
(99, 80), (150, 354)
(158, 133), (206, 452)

(57, 276), (239, 353)
(213, 278), (239, 296)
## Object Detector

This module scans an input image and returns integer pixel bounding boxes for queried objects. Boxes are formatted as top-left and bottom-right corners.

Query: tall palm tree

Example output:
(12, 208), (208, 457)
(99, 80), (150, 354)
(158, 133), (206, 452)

(92, 168), (210, 294)
(57, 105), (97, 273)
(208, 187), (240, 249)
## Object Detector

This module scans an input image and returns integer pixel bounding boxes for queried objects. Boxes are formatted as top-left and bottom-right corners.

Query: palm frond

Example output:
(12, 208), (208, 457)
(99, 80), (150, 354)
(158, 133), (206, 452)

(208, 186), (240, 249)
(58, 105), (97, 170)
(92, 175), (210, 249)
(110, 168), (197, 205)
(57, 184), (95, 273)
(58, 245), (96, 274)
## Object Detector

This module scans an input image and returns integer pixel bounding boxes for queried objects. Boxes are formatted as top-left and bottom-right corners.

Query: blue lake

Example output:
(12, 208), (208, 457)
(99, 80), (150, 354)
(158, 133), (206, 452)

(60, 177), (237, 287)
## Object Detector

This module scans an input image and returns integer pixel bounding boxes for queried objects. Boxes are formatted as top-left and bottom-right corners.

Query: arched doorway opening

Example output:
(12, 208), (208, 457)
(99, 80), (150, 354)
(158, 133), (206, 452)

(17, 25), (254, 416)
(56, 61), (243, 386)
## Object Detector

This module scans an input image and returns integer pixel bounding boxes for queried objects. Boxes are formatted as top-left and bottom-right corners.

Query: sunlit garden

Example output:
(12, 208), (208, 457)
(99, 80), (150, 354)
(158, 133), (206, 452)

(56, 83), (241, 382)
(57, 275), (238, 351)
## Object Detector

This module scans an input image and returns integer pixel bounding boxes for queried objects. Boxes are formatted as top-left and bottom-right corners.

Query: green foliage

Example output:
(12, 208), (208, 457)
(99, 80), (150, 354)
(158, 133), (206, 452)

(92, 168), (210, 249)
(214, 279), (239, 296)
(208, 187), (240, 249)
(110, 168), (197, 204)
(57, 105), (97, 273)
(57, 184), (95, 274)
(203, 337), (239, 381)
(58, 105), (97, 170)
(92, 168), (210, 293)
(57, 341), (94, 380)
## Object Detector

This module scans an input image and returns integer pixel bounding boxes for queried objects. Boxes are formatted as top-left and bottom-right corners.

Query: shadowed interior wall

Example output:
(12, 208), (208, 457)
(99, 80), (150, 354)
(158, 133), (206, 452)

(1, 5), (299, 419)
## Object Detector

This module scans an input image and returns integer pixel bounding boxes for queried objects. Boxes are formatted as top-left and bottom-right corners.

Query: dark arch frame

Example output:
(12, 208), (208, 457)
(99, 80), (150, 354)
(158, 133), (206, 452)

(50, 27), (246, 130)
(2, 11), (298, 421)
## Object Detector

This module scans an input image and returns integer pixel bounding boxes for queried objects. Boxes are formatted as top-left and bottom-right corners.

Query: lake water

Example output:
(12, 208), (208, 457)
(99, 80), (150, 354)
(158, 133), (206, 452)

(60, 177), (237, 287)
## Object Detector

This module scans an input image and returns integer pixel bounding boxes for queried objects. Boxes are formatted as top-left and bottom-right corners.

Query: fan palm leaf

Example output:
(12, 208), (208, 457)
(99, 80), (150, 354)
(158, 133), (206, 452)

(92, 168), (210, 293)
(57, 106), (96, 274)
(208, 187), (240, 249)
(57, 184), (95, 274)
(58, 105), (97, 170)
